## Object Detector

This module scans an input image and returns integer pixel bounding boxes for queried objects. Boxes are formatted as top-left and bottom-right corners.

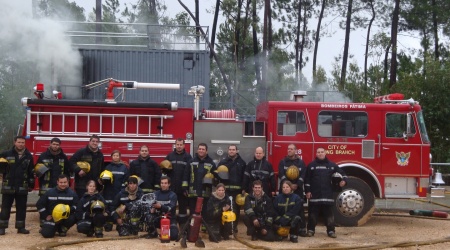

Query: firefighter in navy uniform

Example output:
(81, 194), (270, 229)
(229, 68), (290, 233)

(216, 145), (246, 225)
(101, 150), (129, 231)
(243, 147), (276, 197)
(146, 176), (179, 240)
(70, 134), (105, 198)
(182, 143), (216, 218)
(163, 138), (192, 226)
(130, 145), (161, 194)
(278, 143), (307, 236)
(273, 180), (303, 243)
(110, 176), (144, 236)
(35, 137), (70, 196)
(243, 180), (277, 242)
(305, 147), (347, 238)
(206, 183), (233, 242)
(36, 174), (78, 238)
(76, 180), (108, 238)
(0, 136), (34, 235)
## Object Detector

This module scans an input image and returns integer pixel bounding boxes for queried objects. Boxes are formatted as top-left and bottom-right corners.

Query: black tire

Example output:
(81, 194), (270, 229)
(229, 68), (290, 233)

(333, 177), (375, 227)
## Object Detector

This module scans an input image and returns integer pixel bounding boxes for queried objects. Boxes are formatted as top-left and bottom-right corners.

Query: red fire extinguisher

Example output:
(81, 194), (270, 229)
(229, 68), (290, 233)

(160, 215), (171, 243)
(187, 197), (204, 242)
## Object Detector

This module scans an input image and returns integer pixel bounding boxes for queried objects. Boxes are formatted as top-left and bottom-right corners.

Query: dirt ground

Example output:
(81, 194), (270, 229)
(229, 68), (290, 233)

(1, 210), (450, 250)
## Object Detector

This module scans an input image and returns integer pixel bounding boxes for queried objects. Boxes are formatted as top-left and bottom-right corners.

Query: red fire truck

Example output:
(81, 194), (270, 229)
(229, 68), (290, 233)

(21, 80), (431, 227)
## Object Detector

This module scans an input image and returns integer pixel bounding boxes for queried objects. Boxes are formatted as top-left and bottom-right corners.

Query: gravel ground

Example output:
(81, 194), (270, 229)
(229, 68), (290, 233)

(1, 209), (449, 250)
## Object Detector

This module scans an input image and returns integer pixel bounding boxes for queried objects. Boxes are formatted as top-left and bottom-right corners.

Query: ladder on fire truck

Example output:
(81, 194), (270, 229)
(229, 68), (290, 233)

(26, 110), (174, 138)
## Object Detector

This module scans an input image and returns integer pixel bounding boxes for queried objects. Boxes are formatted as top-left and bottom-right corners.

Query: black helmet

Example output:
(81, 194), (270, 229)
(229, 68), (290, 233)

(331, 172), (343, 187)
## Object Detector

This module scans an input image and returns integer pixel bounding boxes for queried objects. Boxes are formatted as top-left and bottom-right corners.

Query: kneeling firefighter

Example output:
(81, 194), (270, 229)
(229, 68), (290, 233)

(76, 180), (109, 238)
(206, 183), (235, 242)
(145, 176), (179, 241)
(109, 176), (144, 236)
(36, 174), (78, 238)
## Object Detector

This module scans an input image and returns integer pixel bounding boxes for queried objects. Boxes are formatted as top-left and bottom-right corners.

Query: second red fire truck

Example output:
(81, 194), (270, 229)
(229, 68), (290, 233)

(21, 79), (432, 226)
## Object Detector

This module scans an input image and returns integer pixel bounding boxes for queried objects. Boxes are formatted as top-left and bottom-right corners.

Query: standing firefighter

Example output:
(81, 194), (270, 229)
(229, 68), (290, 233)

(163, 138), (192, 226)
(278, 144), (307, 236)
(216, 145), (246, 224)
(70, 134), (105, 198)
(130, 145), (161, 194)
(182, 143), (216, 218)
(0, 136), (34, 235)
(243, 147), (276, 197)
(305, 147), (347, 238)
(35, 137), (70, 196)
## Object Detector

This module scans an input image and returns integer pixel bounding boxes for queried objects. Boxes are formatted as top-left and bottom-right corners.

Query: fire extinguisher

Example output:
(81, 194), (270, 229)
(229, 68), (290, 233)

(160, 214), (171, 243)
(187, 197), (204, 242)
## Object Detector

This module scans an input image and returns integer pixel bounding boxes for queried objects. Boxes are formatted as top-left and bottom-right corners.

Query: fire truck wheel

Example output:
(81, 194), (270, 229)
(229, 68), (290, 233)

(333, 177), (375, 227)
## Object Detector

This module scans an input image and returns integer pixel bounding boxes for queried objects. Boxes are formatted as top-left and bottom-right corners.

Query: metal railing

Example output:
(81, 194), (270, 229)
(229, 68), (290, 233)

(61, 21), (209, 51)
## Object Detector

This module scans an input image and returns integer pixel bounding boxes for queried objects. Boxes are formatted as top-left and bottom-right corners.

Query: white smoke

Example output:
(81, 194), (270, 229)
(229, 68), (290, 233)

(0, 0), (82, 98)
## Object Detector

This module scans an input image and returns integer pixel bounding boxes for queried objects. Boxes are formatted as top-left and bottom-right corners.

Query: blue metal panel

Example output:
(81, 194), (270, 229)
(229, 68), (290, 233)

(79, 49), (210, 108)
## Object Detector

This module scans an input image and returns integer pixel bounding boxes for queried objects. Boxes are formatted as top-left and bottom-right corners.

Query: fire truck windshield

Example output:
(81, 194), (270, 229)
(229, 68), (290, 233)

(417, 111), (430, 143)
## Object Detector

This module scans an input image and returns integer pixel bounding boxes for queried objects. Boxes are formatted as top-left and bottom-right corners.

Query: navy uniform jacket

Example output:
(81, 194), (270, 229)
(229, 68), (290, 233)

(36, 187), (79, 220)
(70, 146), (104, 190)
(129, 156), (161, 193)
(304, 157), (347, 205)
(182, 154), (216, 198)
(278, 156), (306, 196)
(217, 154), (246, 192)
(0, 147), (34, 195)
(165, 149), (192, 194)
(36, 148), (70, 195)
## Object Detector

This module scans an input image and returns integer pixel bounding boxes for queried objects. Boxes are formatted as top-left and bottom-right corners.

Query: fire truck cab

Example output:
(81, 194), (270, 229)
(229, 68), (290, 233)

(21, 82), (431, 227)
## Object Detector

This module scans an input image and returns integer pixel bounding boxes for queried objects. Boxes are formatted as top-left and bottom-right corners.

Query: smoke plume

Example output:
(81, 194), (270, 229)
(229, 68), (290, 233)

(0, 0), (82, 98)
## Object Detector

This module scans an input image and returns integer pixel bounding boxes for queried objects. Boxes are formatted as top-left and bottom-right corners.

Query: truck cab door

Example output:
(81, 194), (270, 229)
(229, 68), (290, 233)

(381, 112), (421, 197)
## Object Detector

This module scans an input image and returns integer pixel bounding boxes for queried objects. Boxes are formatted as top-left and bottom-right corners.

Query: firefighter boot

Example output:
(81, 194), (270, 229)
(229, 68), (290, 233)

(290, 234), (298, 243)
(104, 222), (113, 232)
(17, 228), (30, 234)
(16, 221), (29, 234)
(0, 228), (5, 235)
(117, 224), (129, 237)
(59, 226), (68, 237)
(94, 227), (104, 238)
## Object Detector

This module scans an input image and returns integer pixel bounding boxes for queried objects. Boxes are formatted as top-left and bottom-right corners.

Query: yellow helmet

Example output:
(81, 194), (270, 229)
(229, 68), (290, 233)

(130, 175), (144, 186)
(215, 165), (229, 180)
(277, 226), (290, 237)
(202, 172), (214, 185)
(159, 160), (173, 171)
(286, 165), (300, 181)
(34, 163), (49, 178)
(52, 204), (70, 222)
(90, 200), (105, 214)
(100, 170), (114, 184)
(235, 193), (248, 206)
(0, 158), (8, 174)
(221, 211), (236, 224)
(77, 161), (90, 173)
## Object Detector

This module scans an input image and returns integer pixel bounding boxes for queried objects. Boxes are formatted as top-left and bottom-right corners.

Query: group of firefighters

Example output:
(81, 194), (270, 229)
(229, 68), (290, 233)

(0, 134), (347, 244)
